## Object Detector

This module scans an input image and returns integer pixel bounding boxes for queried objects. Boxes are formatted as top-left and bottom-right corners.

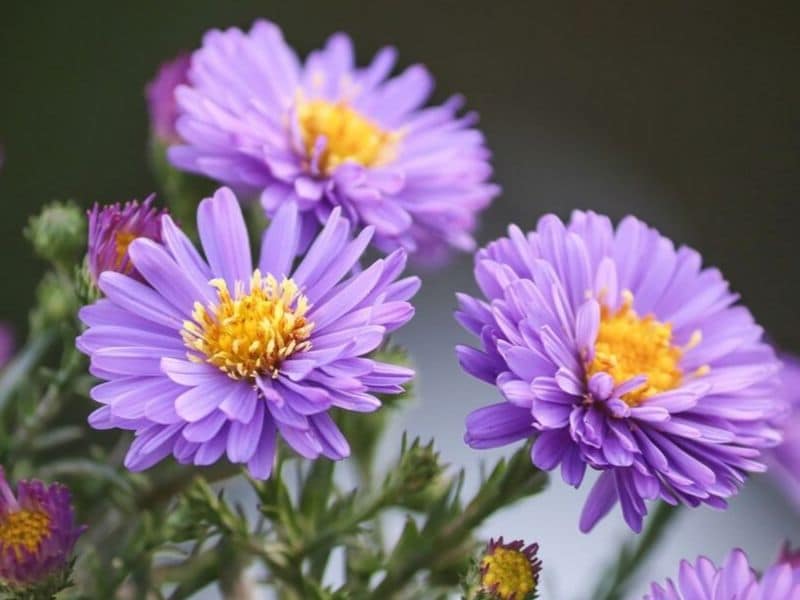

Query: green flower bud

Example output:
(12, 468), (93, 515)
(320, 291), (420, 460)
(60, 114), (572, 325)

(386, 437), (445, 507)
(25, 201), (85, 265)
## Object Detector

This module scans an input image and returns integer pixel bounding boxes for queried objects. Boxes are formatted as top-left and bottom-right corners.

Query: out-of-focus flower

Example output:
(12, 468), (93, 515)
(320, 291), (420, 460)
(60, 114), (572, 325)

(77, 187), (418, 478)
(169, 20), (498, 262)
(0, 467), (84, 591)
(0, 325), (12, 368)
(643, 547), (800, 599)
(146, 53), (190, 145)
(777, 541), (800, 570)
(456, 211), (782, 532)
(479, 537), (541, 600)
(86, 195), (166, 285)
(769, 354), (800, 509)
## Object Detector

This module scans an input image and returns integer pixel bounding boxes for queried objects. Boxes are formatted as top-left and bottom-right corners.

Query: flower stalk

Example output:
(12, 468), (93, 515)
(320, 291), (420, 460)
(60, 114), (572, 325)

(590, 501), (680, 600)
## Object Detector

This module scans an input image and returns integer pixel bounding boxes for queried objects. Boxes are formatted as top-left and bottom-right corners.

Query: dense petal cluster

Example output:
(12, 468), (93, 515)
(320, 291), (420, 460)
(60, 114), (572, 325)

(169, 19), (498, 262)
(0, 467), (84, 587)
(644, 548), (800, 599)
(145, 53), (190, 144)
(77, 187), (418, 478)
(480, 537), (541, 600)
(456, 211), (782, 532)
(769, 354), (800, 508)
(86, 195), (167, 285)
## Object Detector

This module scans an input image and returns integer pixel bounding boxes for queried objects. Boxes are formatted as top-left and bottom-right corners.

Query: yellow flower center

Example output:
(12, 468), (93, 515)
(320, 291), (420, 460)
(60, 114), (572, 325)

(114, 230), (137, 271)
(0, 509), (51, 559)
(297, 99), (397, 174)
(182, 271), (313, 380)
(587, 292), (703, 407)
(481, 547), (536, 600)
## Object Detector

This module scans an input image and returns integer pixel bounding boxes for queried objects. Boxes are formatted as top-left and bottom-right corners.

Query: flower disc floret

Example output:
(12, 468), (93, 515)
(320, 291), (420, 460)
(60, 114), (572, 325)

(183, 272), (313, 379)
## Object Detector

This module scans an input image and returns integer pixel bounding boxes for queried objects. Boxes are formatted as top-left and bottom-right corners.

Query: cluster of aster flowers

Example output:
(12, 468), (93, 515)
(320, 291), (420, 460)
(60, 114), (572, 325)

(2, 13), (797, 599)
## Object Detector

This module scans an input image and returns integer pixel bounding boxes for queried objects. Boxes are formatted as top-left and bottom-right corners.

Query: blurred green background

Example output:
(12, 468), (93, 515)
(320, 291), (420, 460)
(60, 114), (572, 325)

(1, 1), (798, 342)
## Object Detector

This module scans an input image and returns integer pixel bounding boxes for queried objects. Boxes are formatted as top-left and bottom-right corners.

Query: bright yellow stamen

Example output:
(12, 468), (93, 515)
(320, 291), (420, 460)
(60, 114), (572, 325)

(182, 271), (313, 380)
(297, 99), (398, 174)
(114, 230), (137, 271)
(481, 547), (536, 600)
(0, 510), (51, 559)
(588, 292), (685, 407)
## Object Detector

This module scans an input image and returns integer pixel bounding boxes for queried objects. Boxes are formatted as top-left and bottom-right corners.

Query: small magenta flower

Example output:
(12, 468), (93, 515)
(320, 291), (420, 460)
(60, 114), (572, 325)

(86, 195), (167, 285)
(777, 542), (800, 570)
(769, 354), (800, 509)
(0, 467), (85, 589)
(456, 211), (783, 532)
(479, 537), (541, 600)
(169, 20), (498, 262)
(644, 547), (800, 599)
(77, 186), (418, 478)
(0, 324), (12, 368)
(146, 53), (190, 144)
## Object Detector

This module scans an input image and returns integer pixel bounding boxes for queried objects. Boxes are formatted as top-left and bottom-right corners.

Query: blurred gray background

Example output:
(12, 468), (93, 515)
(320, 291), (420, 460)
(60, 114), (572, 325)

(1, 2), (799, 598)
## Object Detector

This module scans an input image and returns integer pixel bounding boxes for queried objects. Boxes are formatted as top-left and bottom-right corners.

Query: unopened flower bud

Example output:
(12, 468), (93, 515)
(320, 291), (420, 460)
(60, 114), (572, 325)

(25, 201), (85, 265)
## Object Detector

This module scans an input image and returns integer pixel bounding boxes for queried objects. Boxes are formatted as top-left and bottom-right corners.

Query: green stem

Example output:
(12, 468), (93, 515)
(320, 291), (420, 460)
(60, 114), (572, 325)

(295, 491), (390, 558)
(367, 445), (547, 599)
(591, 502), (680, 600)
(368, 490), (496, 599)
(158, 549), (220, 600)
(0, 329), (57, 411)
(11, 343), (83, 456)
(137, 462), (240, 510)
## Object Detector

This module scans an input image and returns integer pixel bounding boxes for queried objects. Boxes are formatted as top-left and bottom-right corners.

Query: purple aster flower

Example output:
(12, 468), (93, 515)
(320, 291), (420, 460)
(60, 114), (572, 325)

(644, 548), (800, 599)
(480, 537), (542, 600)
(0, 467), (85, 588)
(77, 186), (418, 478)
(168, 20), (498, 262)
(145, 53), (190, 144)
(456, 211), (783, 532)
(768, 354), (800, 509)
(86, 195), (167, 285)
